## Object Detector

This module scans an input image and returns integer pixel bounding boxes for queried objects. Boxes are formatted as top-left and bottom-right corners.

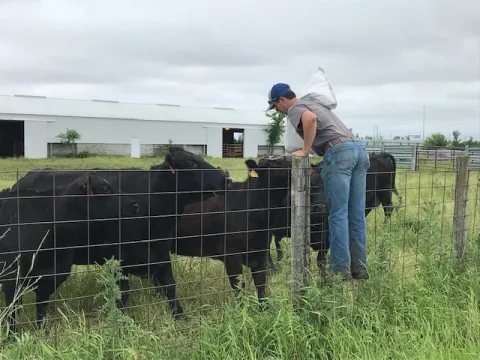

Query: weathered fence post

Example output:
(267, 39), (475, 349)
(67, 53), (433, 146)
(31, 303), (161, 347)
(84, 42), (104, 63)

(411, 144), (417, 171)
(290, 155), (311, 300)
(452, 155), (470, 264)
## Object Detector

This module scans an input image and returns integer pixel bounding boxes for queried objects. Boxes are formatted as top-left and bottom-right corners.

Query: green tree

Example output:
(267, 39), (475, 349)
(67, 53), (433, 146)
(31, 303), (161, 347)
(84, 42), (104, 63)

(57, 128), (81, 156)
(423, 133), (448, 148)
(451, 130), (461, 147)
(264, 111), (286, 155)
(464, 136), (480, 147)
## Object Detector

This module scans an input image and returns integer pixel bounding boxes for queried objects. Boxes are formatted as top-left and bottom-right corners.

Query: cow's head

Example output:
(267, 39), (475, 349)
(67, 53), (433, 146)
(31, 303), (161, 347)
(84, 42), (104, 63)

(164, 147), (228, 194)
(310, 170), (327, 214)
(245, 155), (291, 200)
(76, 173), (140, 219)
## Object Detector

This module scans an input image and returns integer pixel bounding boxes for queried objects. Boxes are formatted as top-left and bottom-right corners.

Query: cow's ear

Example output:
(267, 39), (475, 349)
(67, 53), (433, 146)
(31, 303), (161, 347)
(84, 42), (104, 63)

(249, 169), (259, 178)
(245, 159), (258, 169)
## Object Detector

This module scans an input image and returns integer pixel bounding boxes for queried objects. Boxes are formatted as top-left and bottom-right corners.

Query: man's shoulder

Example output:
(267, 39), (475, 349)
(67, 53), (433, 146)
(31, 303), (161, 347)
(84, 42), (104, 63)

(289, 97), (332, 119)
(289, 98), (310, 111)
(286, 101), (310, 128)
(287, 99), (312, 118)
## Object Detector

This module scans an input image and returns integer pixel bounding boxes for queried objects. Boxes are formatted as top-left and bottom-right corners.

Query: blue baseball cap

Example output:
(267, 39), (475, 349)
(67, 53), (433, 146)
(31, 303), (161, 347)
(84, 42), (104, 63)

(267, 83), (291, 111)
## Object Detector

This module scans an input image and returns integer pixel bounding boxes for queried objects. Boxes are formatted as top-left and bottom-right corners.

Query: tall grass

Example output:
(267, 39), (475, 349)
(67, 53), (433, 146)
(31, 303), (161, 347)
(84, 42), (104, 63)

(0, 156), (479, 359)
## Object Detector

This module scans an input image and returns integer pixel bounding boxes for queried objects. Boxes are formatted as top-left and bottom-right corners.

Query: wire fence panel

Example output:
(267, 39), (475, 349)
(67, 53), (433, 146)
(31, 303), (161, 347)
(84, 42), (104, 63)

(414, 145), (480, 171)
(0, 148), (479, 354)
(362, 142), (480, 171)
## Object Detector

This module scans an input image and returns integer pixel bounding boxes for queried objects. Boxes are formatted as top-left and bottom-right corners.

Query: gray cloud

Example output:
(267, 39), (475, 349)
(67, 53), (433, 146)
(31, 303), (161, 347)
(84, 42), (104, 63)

(0, 0), (479, 139)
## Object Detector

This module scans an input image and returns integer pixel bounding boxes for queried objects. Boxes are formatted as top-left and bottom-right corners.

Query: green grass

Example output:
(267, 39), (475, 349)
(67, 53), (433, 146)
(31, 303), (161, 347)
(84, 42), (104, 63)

(0, 155), (480, 359)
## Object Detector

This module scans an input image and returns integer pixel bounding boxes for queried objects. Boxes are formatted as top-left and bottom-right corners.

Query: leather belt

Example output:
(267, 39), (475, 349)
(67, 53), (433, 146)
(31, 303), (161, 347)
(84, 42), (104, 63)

(321, 136), (357, 155)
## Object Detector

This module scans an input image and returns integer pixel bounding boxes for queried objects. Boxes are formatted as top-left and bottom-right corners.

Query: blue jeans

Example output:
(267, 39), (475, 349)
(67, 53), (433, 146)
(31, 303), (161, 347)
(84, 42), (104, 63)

(318, 141), (370, 275)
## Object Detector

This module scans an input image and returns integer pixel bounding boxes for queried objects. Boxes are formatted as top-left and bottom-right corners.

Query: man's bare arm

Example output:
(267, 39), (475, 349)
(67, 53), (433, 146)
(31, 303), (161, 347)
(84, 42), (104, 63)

(300, 110), (317, 154)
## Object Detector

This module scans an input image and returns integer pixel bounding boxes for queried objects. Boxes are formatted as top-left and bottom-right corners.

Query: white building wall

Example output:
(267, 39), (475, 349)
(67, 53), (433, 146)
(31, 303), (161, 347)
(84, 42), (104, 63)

(47, 117), (209, 145)
(205, 126), (222, 158)
(48, 117), (276, 158)
(1, 96), (287, 159)
(24, 120), (49, 159)
(244, 127), (267, 158)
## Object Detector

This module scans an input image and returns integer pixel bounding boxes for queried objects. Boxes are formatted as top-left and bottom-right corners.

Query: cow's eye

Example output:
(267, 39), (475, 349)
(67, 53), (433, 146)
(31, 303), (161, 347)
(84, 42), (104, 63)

(102, 186), (110, 193)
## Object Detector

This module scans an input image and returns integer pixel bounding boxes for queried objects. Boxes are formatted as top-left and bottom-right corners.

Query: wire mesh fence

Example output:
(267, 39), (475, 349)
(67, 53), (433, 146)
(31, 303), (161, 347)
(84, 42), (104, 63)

(363, 142), (480, 172)
(415, 145), (480, 171)
(0, 148), (479, 349)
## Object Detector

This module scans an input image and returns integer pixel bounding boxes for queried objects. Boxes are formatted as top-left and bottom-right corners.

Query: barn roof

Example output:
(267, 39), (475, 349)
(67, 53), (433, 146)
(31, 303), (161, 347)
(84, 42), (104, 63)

(0, 94), (270, 126)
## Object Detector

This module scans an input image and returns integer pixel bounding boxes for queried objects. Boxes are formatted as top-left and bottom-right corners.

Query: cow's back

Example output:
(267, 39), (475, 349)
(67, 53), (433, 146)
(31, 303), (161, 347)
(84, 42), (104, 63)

(11, 169), (87, 192)
(368, 154), (394, 190)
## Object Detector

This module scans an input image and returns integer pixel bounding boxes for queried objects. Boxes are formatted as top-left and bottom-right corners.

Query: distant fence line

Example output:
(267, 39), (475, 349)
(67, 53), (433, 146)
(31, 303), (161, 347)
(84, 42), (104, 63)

(362, 143), (480, 170)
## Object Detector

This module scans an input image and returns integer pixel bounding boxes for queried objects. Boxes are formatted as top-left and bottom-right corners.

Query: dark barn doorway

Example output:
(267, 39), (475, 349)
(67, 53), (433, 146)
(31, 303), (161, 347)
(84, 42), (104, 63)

(222, 127), (244, 158)
(0, 120), (25, 158)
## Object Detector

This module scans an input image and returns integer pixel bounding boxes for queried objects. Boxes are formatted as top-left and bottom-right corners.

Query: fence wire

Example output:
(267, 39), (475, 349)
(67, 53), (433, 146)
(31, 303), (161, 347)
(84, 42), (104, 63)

(0, 152), (478, 347)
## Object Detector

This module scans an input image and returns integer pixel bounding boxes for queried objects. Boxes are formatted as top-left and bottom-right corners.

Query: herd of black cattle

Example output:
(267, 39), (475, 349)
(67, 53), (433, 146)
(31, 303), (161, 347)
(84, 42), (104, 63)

(0, 146), (400, 333)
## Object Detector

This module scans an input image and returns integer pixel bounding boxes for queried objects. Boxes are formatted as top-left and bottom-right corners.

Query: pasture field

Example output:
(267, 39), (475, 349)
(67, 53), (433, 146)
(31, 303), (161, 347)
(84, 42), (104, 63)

(0, 155), (480, 359)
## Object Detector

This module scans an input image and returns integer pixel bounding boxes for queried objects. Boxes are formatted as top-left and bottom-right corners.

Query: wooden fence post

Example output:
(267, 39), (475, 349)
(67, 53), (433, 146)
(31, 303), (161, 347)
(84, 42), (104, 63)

(452, 155), (470, 264)
(290, 155), (311, 300)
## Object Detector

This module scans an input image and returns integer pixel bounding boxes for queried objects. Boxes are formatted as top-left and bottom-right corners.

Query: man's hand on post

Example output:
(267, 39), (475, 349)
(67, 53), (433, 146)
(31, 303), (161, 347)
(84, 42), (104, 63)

(291, 149), (310, 157)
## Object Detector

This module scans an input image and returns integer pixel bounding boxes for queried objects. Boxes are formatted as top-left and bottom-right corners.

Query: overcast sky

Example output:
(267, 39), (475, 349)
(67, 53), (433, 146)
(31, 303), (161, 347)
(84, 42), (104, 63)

(1, 0), (479, 140)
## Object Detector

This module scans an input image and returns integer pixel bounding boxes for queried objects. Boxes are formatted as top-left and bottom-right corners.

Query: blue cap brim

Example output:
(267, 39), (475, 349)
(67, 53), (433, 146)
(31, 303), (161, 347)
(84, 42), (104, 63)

(266, 101), (276, 111)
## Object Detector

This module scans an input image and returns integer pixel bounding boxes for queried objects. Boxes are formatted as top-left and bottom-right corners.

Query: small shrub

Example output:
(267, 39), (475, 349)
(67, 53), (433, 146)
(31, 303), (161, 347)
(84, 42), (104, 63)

(56, 129), (81, 157)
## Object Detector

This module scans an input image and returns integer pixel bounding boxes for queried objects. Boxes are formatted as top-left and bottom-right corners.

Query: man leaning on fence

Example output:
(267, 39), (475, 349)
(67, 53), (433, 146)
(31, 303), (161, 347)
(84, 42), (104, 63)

(266, 83), (370, 281)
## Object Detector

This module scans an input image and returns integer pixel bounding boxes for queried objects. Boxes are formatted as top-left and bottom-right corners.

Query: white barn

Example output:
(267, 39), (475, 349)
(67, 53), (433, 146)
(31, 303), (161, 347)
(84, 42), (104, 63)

(0, 94), (285, 159)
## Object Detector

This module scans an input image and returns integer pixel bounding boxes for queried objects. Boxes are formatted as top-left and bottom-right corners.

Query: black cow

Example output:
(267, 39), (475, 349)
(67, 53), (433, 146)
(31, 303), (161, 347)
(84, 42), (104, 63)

(6, 147), (228, 319)
(364, 152), (402, 220)
(170, 156), (292, 306)
(0, 173), (139, 333)
(0, 186), (15, 205)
